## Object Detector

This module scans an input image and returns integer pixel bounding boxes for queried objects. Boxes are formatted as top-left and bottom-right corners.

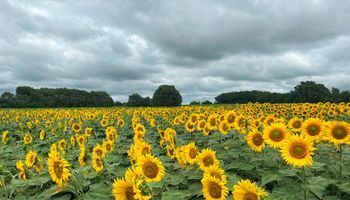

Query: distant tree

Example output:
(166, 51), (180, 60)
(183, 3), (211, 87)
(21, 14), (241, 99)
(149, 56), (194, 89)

(127, 93), (150, 107)
(0, 92), (15, 108)
(114, 101), (123, 107)
(152, 85), (182, 106)
(339, 91), (350, 102)
(331, 87), (341, 103)
(190, 101), (200, 105)
(293, 81), (331, 103)
(201, 100), (213, 105)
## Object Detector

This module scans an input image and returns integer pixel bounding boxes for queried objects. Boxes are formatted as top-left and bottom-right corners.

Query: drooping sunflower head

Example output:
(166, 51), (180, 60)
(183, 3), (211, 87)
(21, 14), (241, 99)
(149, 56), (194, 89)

(136, 154), (165, 182)
(201, 175), (229, 200)
(263, 123), (290, 149)
(325, 121), (350, 146)
(92, 144), (106, 159)
(219, 120), (230, 135)
(301, 118), (324, 142)
(280, 135), (315, 168)
(39, 130), (45, 140)
(25, 151), (38, 168)
(246, 130), (265, 153)
(197, 148), (219, 171)
(233, 179), (268, 200)
(92, 155), (104, 172)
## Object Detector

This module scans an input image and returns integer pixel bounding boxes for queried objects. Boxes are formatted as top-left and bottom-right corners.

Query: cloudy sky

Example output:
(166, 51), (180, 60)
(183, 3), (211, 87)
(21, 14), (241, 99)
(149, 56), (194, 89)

(1, 0), (350, 103)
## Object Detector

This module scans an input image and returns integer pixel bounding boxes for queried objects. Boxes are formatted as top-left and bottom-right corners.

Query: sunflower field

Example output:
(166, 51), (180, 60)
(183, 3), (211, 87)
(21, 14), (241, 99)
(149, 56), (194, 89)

(0, 103), (350, 200)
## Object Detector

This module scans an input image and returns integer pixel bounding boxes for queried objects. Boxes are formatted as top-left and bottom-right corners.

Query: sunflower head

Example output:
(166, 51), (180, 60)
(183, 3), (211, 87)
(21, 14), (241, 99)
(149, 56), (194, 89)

(201, 175), (229, 200)
(197, 148), (219, 171)
(246, 130), (265, 153)
(326, 121), (350, 146)
(280, 135), (315, 167)
(233, 179), (268, 200)
(136, 155), (165, 182)
(263, 123), (290, 149)
(301, 118), (324, 142)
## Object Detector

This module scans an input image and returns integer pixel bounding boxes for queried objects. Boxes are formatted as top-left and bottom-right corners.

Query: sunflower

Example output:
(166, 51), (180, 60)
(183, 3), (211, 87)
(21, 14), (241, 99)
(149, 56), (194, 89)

(23, 134), (32, 145)
(233, 179), (268, 200)
(92, 155), (104, 172)
(16, 160), (25, 171)
(280, 135), (315, 167)
(58, 139), (67, 151)
(84, 127), (93, 137)
(218, 120), (230, 135)
(103, 140), (114, 152)
(76, 134), (86, 147)
(288, 118), (303, 132)
(185, 121), (195, 133)
(117, 119), (125, 127)
(92, 144), (106, 158)
(39, 130), (45, 140)
(184, 142), (198, 165)
(197, 120), (207, 131)
(300, 118), (324, 142)
(325, 121), (350, 146)
(246, 130), (265, 153)
(203, 165), (227, 184)
(136, 155), (165, 182)
(263, 123), (290, 149)
(112, 178), (145, 200)
(47, 151), (72, 187)
(202, 175), (229, 200)
(25, 151), (38, 168)
(197, 149), (219, 171)
(100, 119), (108, 127)
(207, 114), (218, 130)
(78, 147), (86, 166)
(70, 136), (75, 146)
(2, 131), (8, 144)
(72, 123), (81, 133)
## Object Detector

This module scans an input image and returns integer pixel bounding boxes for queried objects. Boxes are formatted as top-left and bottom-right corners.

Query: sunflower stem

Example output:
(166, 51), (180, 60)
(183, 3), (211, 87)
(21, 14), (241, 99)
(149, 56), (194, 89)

(303, 166), (307, 200)
(339, 144), (343, 184)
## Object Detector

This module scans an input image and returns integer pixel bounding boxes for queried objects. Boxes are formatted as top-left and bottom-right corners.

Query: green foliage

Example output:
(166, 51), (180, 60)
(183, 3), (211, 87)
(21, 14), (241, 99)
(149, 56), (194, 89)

(0, 86), (114, 108)
(152, 85), (182, 107)
(127, 93), (151, 107)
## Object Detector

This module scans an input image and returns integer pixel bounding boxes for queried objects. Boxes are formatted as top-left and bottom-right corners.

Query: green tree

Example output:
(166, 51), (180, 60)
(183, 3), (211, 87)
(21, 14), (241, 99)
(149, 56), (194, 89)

(201, 100), (213, 105)
(152, 85), (182, 106)
(293, 81), (331, 103)
(127, 93), (149, 107)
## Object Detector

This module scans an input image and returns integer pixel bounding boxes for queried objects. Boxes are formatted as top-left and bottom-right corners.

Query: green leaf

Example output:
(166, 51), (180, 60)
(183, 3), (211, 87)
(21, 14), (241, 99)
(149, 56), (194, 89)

(261, 172), (283, 185)
(306, 176), (336, 199)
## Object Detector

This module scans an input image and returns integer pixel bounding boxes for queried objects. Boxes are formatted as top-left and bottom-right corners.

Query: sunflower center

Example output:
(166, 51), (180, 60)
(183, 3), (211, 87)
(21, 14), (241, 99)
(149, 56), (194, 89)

(106, 144), (112, 151)
(307, 125), (319, 136)
(244, 192), (258, 200)
(54, 161), (63, 179)
(96, 158), (103, 167)
(143, 161), (159, 179)
(96, 149), (103, 157)
(125, 186), (136, 200)
(270, 129), (284, 142)
(208, 181), (222, 198)
(293, 121), (301, 128)
(30, 155), (35, 164)
(189, 148), (197, 159)
(211, 172), (222, 180)
(210, 119), (216, 127)
(252, 134), (263, 146)
(203, 156), (214, 167)
(332, 126), (347, 140)
(227, 115), (235, 123)
(290, 144), (307, 159)
(142, 147), (150, 155)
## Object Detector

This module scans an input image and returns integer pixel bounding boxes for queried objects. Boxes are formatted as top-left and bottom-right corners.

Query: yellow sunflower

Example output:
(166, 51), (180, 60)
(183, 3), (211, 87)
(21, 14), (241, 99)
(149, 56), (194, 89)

(202, 175), (229, 200)
(72, 123), (81, 133)
(288, 117), (303, 132)
(280, 135), (315, 167)
(112, 178), (149, 200)
(246, 130), (265, 153)
(92, 155), (104, 172)
(39, 130), (45, 140)
(185, 121), (195, 133)
(23, 134), (32, 145)
(136, 155), (165, 182)
(300, 118), (324, 142)
(325, 121), (350, 146)
(233, 179), (268, 200)
(197, 148), (219, 171)
(218, 120), (230, 135)
(47, 152), (72, 187)
(203, 165), (227, 184)
(184, 142), (198, 165)
(2, 131), (8, 144)
(25, 151), (38, 168)
(263, 123), (290, 149)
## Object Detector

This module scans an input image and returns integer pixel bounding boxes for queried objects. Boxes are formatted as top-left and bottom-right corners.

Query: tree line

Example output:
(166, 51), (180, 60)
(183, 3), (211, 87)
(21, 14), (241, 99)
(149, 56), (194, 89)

(0, 81), (349, 108)
(215, 81), (350, 104)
